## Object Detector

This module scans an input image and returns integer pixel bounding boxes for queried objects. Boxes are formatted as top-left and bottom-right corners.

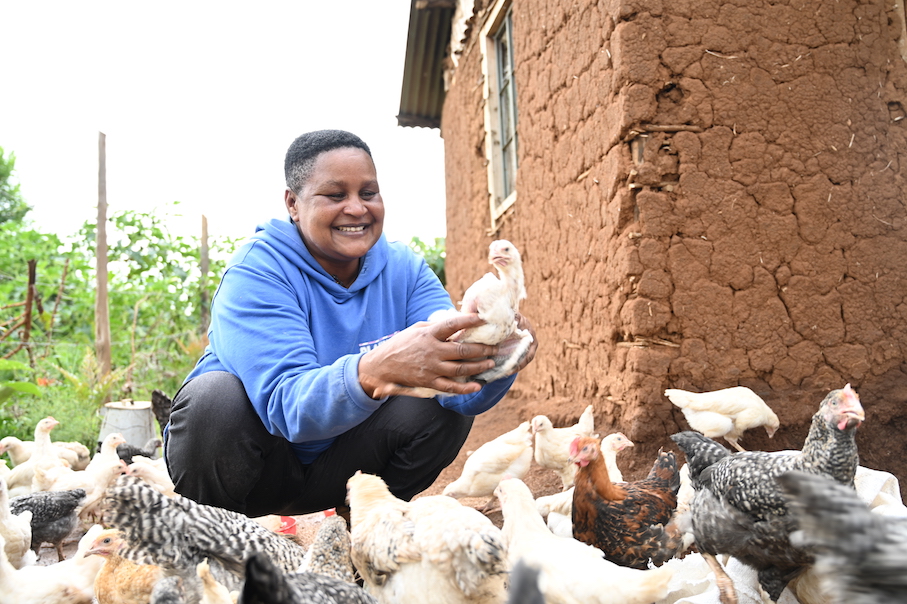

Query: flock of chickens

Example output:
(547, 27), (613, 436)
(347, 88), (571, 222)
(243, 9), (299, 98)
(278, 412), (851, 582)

(0, 382), (903, 604)
(1, 239), (905, 604)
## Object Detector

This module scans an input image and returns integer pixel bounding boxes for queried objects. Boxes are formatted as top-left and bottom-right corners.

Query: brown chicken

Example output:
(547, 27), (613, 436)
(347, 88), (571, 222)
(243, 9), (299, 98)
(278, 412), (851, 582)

(86, 528), (163, 604)
(569, 436), (683, 570)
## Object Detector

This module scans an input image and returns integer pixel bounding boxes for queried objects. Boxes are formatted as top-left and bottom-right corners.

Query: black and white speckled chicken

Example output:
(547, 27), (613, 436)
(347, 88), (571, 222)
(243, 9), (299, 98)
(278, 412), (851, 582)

(298, 513), (358, 584)
(9, 487), (86, 561)
(778, 470), (907, 604)
(670, 384), (865, 604)
(239, 552), (377, 604)
(102, 476), (307, 593)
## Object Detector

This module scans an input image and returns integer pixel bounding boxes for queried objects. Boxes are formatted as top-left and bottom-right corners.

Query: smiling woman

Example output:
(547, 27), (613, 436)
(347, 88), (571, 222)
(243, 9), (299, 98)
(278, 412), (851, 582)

(164, 129), (538, 519)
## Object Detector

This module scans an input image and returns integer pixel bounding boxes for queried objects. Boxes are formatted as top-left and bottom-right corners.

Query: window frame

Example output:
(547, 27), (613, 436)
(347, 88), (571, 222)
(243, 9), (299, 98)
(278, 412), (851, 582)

(480, 0), (518, 233)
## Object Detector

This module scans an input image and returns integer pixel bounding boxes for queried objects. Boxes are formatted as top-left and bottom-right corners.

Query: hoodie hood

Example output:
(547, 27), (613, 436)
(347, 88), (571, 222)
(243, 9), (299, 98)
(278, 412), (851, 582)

(251, 217), (389, 300)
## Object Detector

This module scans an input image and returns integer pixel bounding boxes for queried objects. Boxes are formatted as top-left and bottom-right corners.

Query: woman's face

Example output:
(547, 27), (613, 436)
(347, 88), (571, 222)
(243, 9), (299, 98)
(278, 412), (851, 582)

(285, 147), (385, 280)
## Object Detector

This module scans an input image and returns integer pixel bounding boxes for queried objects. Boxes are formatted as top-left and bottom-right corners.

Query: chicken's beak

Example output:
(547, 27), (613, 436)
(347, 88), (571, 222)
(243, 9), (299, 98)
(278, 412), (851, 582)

(839, 410), (865, 430)
(836, 384), (865, 430)
(490, 254), (509, 268)
(765, 426), (777, 438)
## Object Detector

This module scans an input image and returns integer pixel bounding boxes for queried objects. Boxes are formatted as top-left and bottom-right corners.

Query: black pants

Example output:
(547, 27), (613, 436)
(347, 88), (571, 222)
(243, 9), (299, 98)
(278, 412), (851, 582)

(164, 371), (474, 517)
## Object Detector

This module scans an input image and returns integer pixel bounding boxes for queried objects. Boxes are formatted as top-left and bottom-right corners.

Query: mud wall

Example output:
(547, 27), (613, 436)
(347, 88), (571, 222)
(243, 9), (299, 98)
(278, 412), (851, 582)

(440, 0), (907, 477)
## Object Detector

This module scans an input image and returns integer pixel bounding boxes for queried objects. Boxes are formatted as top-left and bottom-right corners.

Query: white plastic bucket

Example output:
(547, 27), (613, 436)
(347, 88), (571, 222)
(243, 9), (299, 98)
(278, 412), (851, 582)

(98, 399), (157, 452)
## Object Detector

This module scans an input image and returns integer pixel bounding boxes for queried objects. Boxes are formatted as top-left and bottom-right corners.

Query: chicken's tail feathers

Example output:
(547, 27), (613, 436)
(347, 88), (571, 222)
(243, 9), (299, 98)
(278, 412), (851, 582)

(669, 432), (730, 484)
(453, 531), (509, 596)
(664, 389), (696, 409)
(646, 450), (680, 492)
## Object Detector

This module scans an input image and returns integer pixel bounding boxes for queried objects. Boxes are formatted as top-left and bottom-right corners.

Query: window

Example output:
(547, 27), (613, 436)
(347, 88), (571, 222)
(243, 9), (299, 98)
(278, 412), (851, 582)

(481, 1), (518, 233)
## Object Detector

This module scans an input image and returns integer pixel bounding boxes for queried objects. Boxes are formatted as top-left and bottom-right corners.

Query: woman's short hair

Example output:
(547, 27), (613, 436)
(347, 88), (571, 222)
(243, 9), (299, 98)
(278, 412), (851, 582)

(284, 130), (372, 193)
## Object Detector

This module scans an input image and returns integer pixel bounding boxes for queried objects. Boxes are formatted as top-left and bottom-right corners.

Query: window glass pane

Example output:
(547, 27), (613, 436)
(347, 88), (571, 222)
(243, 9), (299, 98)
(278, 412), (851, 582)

(495, 9), (517, 201)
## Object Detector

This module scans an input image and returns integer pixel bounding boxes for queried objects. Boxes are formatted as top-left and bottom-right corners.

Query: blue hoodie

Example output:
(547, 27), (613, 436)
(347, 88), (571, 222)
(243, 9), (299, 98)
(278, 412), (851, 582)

(186, 217), (515, 463)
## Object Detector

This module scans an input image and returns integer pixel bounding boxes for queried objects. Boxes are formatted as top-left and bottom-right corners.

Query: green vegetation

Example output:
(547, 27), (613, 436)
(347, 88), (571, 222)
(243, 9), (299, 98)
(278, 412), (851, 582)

(409, 236), (446, 285)
(1, 200), (233, 447)
(0, 146), (31, 224)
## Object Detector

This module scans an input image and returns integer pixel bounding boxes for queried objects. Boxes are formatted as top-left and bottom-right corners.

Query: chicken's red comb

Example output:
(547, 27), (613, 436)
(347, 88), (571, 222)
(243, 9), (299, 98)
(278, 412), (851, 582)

(569, 436), (582, 458)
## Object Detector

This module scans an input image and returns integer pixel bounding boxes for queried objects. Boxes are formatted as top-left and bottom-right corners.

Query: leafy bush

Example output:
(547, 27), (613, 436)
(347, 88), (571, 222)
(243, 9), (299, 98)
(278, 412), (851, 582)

(0, 205), (235, 446)
(409, 236), (446, 285)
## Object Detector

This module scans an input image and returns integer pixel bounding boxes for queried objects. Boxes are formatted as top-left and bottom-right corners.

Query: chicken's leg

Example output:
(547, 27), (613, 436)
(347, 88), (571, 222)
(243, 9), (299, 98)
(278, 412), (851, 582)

(478, 495), (501, 515)
(724, 437), (747, 453)
(703, 551), (738, 604)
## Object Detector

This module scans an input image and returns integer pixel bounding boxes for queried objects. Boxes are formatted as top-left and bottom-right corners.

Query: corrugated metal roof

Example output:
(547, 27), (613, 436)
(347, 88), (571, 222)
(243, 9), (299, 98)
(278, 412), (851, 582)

(397, 0), (455, 129)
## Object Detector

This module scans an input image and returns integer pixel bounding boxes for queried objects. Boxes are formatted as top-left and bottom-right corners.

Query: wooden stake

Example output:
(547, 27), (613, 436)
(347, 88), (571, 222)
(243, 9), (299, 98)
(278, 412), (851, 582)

(200, 214), (210, 333)
(95, 132), (112, 381)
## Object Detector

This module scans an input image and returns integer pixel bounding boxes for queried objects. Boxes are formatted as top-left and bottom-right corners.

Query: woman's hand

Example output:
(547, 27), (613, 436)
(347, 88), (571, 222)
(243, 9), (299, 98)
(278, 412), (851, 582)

(358, 313), (497, 399)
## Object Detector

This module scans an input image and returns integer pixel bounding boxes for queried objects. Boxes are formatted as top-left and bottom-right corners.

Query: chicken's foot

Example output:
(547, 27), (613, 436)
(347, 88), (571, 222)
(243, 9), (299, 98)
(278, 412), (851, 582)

(703, 551), (738, 604)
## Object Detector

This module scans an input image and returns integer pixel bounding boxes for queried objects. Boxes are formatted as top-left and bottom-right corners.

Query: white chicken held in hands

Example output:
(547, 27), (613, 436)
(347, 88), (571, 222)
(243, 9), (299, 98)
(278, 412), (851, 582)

(665, 385), (779, 452)
(348, 471), (508, 604)
(531, 404), (596, 489)
(443, 421), (533, 511)
(406, 240), (533, 399)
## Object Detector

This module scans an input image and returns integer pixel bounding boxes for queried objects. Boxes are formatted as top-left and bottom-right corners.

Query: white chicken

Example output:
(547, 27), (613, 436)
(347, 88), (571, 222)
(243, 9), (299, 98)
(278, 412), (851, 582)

(404, 240), (533, 398)
(495, 477), (674, 604)
(347, 471), (508, 604)
(33, 454), (127, 522)
(88, 432), (128, 471)
(0, 523), (106, 604)
(0, 477), (34, 569)
(5, 417), (69, 497)
(531, 405), (596, 489)
(0, 436), (91, 470)
(442, 421), (533, 511)
(127, 455), (177, 498)
(535, 431), (634, 537)
(665, 386), (779, 452)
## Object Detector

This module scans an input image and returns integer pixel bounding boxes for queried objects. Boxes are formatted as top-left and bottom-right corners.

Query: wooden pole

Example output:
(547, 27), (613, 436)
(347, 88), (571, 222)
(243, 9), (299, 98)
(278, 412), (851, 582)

(200, 214), (210, 332)
(95, 132), (112, 379)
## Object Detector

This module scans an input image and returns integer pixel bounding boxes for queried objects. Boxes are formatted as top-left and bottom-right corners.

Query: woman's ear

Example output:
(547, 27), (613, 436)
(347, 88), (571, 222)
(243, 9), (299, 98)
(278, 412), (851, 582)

(285, 189), (299, 221)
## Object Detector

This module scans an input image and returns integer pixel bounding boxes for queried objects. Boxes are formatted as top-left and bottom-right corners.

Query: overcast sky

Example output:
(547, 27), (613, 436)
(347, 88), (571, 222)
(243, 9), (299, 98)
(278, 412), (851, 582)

(1, 1), (447, 245)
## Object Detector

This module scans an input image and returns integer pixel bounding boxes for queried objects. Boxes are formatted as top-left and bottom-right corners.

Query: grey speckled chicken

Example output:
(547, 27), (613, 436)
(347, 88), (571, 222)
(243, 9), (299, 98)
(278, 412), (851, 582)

(299, 514), (358, 584)
(9, 487), (86, 561)
(239, 553), (377, 604)
(778, 470), (907, 604)
(670, 384), (864, 604)
(102, 476), (306, 593)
